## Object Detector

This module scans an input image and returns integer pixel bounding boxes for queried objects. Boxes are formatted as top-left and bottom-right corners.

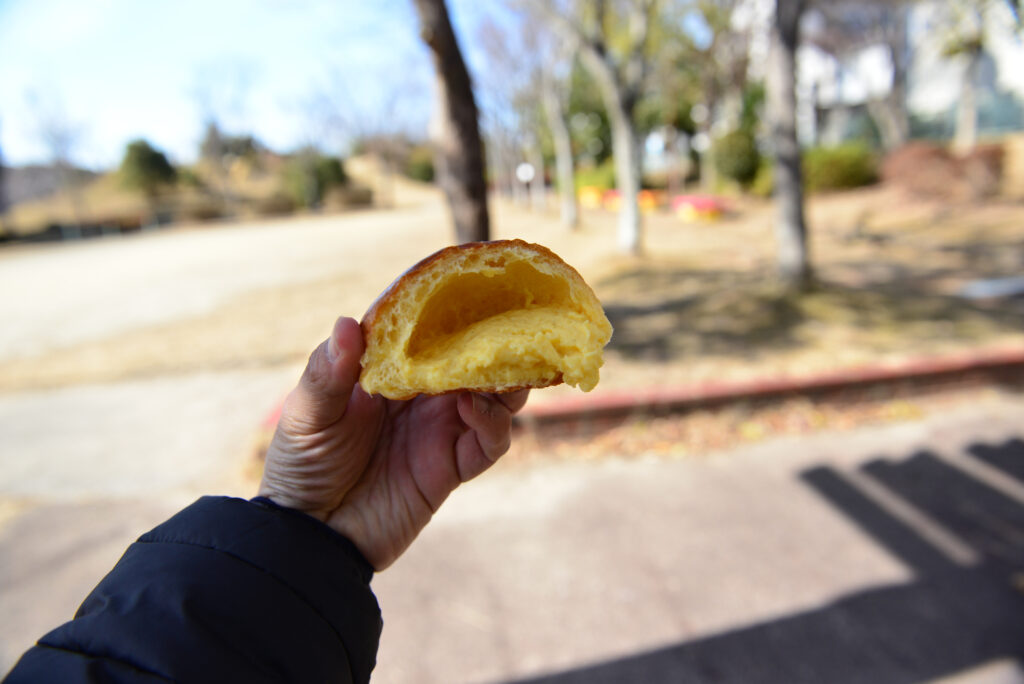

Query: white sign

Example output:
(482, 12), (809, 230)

(515, 163), (536, 183)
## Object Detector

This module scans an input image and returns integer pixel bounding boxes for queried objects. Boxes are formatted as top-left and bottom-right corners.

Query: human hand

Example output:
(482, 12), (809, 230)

(258, 316), (529, 570)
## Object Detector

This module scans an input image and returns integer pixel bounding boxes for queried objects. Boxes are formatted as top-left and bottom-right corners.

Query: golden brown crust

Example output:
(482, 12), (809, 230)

(359, 239), (603, 397)
(377, 377), (562, 402)
(360, 239), (580, 338)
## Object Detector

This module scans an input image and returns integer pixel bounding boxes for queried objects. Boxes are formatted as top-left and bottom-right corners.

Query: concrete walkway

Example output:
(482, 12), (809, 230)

(369, 391), (1024, 684)
(4, 391), (1022, 682)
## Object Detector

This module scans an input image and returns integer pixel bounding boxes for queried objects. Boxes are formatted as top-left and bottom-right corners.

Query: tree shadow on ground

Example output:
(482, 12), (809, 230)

(597, 265), (1024, 363)
(502, 438), (1024, 684)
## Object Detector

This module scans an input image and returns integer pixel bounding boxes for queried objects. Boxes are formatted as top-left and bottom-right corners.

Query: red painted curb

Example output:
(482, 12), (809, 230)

(516, 346), (1024, 424)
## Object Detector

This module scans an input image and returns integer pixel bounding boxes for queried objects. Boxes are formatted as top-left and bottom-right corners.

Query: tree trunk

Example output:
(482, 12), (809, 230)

(867, 7), (910, 151)
(413, 0), (489, 244)
(541, 77), (579, 229)
(663, 124), (682, 199)
(768, 0), (811, 288)
(866, 95), (909, 151)
(527, 0), (648, 253)
(511, 157), (528, 206)
(527, 140), (547, 211)
(609, 101), (642, 254)
(576, 50), (642, 254)
(489, 137), (515, 199)
(0, 154), (6, 217)
(699, 120), (717, 191)
(953, 49), (981, 156)
(58, 162), (85, 239)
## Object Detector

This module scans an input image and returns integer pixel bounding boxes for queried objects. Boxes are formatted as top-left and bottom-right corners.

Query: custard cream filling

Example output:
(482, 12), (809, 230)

(404, 307), (604, 392)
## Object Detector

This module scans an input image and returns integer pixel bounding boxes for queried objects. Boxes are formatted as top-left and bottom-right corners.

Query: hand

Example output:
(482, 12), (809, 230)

(258, 316), (529, 570)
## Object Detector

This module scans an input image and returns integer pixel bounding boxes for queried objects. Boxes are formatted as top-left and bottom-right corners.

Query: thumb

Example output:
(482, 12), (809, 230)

(282, 316), (365, 432)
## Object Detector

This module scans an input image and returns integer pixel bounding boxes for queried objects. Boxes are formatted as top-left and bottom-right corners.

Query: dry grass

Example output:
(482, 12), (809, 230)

(3, 173), (148, 234)
(508, 385), (1019, 465)
(1, 155), (434, 239)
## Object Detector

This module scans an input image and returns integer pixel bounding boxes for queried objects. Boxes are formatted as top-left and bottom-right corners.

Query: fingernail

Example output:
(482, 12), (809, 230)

(327, 332), (340, 363)
(472, 393), (488, 415)
(326, 318), (348, 364)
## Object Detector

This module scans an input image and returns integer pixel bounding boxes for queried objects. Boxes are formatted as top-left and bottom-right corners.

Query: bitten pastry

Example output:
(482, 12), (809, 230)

(358, 239), (613, 400)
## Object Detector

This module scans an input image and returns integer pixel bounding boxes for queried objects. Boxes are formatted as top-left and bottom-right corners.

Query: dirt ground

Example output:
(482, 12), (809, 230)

(3, 180), (1022, 399)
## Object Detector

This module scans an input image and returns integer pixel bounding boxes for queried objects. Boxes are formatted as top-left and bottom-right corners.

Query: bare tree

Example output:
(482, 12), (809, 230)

(476, 16), (541, 210)
(0, 120), (6, 219)
(528, 0), (657, 254)
(768, 0), (811, 288)
(643, 9), (698, 198)
(519, 9), (578, 227)
(413, 0), (490, 244)
(302, 64), (430, 209)
(541, 66), (579, 227)
(808, 1), (912, 151)
(931, 0), (1021, 154)
(867, 5), (910, 150)
(939, 1), (986, 155)
(481, 112), (522, 202)
(191, 63), (254, 216)
(475, 37), (521, 205)
(684, 0), (749, 190)
(478, 10), (579, 228)
(25, 88), (87, 237)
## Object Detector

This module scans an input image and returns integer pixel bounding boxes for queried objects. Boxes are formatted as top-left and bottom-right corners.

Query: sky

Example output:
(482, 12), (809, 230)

(0, 0), (495, 169)
(3, 0), (1023, 170)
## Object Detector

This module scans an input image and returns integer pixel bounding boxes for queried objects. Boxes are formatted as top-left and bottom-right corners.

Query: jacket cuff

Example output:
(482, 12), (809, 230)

(249, 495), (375, 583)
(135, 496), (381, 681)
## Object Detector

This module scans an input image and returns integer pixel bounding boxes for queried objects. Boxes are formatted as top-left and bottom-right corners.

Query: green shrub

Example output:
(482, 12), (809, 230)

(745, 144), (879, 196)
(120, 139), (176, 198)
(314, 156), (346, 186)
(803, 143), (878, 192)
(574, 158), (616, 191)
(713, 130), (761, 187)
(405, 145), (435, 182)
(283, 152), (348, 208)
(176, 167), (205, 189)
(750, 159), (774, 198)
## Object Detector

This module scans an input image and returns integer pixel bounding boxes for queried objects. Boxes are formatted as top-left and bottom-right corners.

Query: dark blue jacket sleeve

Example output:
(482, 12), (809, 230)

(4, 496), (382, 684)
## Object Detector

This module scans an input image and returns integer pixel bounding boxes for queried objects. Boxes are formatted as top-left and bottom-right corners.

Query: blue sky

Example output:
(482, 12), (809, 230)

(0, 0), (496, 168)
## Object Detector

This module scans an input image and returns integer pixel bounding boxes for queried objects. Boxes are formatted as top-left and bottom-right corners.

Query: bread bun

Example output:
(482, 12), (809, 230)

(359, 239), (612, 399)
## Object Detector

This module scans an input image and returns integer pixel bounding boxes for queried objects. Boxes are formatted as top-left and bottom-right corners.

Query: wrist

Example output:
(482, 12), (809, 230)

(255, 484), (330, 523)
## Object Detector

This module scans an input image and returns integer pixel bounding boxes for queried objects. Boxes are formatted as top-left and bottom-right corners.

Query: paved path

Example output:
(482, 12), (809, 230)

(0, 203), (450, 362)
(0, 369), (295, 500)
(3, 392), (1023, 681)
(369, 392), (1024, 684)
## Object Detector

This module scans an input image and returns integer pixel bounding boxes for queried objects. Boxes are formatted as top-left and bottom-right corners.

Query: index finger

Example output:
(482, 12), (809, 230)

(493, 389), (530, 414)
